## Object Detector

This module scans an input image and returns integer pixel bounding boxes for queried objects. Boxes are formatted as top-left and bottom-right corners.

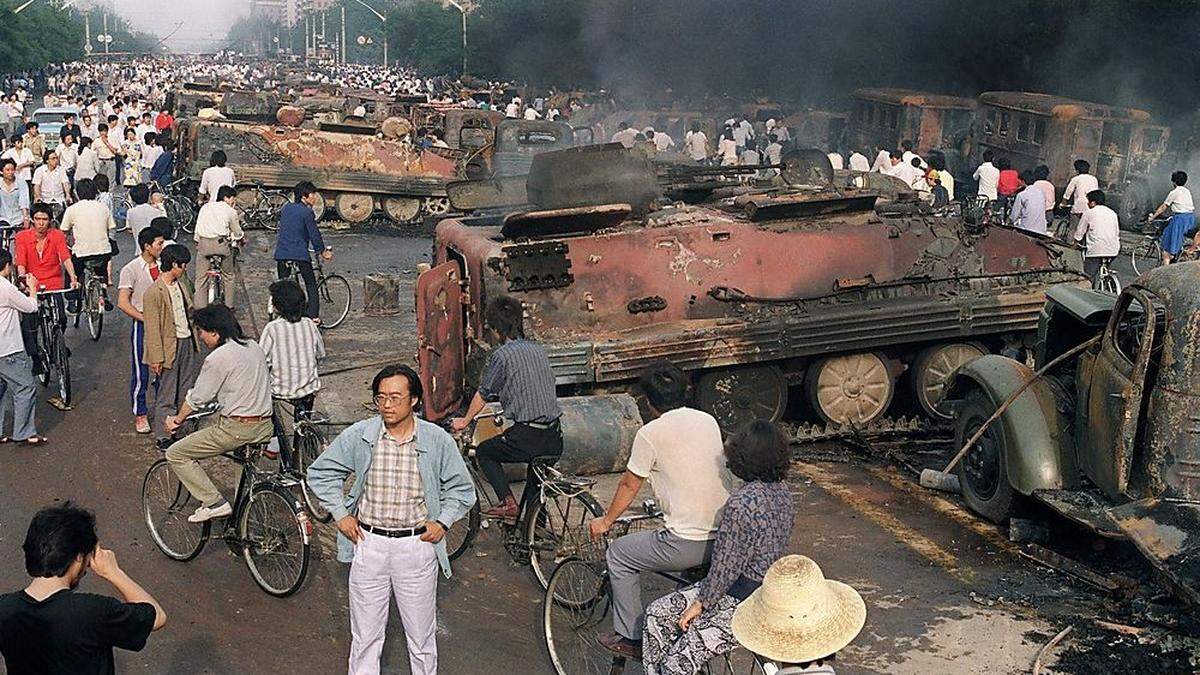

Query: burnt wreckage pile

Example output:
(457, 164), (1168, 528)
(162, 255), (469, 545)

(416, 144), (1086, 447)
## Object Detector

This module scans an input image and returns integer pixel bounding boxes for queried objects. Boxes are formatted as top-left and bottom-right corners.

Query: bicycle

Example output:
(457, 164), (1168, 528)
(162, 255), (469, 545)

(1090, 256), (1121, 295)
(150, 177), (198, 235)
(280, 255), (351, 329)
(72, 258), (107, 341)
(236, 181), (290, 231)
(0, 221), (21, 249)
(444, 409), (603, 591)
(1131, 217), (1168, 276)
(33, 288), (72, 407)
(112, 190), (131, 233)
(274, 400), (332, 524)
(141, 408), (313, 597)
(198, 238), (237, 307)
(542, 505), (766, 675)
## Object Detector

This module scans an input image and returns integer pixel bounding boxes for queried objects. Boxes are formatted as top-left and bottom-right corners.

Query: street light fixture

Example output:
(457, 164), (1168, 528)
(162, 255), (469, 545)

(440, 0), (476, 76)
(345, 0), (388, 67)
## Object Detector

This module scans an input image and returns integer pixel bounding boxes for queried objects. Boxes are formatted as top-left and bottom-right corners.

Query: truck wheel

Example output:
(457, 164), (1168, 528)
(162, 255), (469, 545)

(910, 343), (986, 419)
(695, 365), (787, 434)
(805, 352), (894, 426)
(954, 388), (1016, 523)
(334, 193), (375, 223)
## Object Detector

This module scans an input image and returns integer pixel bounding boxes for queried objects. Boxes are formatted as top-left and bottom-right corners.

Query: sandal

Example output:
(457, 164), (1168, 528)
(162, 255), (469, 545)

(19, 436), (48, 446)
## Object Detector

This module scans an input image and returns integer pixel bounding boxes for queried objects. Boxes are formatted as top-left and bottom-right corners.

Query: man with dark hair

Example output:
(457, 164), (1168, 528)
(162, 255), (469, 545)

(117, 227), (165, 434)
(1061, 158), (1099, 233)
(973, 149), (999, 203)
(450, 295), (562, 523)
(1074, 189), (1121, 282)
(589, 361), (734, 659)
(192, 184), (243, 309)
(0, 503), (166, 673)
(143, 243), (199, 448)
(165, 304), (273, 522)
(124, 182), (161, 248)
(0, 157), (29, 228)
(307, 364), (475, 675)
(148, 137), (174, 188)
(274, 180), (331, 320)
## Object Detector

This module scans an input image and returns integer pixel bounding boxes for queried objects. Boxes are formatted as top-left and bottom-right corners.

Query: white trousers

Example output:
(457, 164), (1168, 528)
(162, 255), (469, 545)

(348, 530), (439, 675)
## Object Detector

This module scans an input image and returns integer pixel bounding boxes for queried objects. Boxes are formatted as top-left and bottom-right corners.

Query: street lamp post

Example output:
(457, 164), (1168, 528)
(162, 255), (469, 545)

(345, 0), (387, 67)
(440, 0), (474, 76)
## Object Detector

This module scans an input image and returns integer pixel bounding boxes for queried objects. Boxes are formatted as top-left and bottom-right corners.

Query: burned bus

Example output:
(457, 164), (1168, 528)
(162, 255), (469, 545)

(848, 88), (976, 158)
(972, 92), (1170, 225)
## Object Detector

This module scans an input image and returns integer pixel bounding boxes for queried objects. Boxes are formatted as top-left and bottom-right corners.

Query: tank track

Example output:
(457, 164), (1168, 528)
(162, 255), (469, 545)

(784, 414), (951, 445)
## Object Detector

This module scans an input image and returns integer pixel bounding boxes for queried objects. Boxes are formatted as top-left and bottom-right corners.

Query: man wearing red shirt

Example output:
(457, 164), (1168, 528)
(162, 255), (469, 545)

(154, 110), (173, 134)
(15, 204), (77, 292)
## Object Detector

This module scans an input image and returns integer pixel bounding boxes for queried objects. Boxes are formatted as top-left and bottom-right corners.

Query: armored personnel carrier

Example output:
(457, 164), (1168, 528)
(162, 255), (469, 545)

(417, 145), (1086, 433)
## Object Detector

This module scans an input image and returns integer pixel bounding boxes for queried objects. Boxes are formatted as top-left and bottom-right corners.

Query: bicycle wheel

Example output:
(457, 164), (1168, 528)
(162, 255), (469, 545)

(241, 484), (311, 597)
(1131, 239), (1162, 276)
(294, 429), (332, 524)
(86, 281), (103, 341)
(527, 490), (605, 590)
(543, 558), (618, 675)
(701, 649), (770, 675)
(446, 502), (481, 562)
(164, 196), (192, 233)
(142, 459), (211, 561)
(317, 274), (351, 329)
(263, 193), (288, 231)
(1098, 271), (1122, 295)
(34, 323), (49, 387)
(54, 327), (70, 406)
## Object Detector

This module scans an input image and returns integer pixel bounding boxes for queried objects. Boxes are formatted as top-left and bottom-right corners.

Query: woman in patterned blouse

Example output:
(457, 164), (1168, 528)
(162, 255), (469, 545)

(641, 420), (796, 675)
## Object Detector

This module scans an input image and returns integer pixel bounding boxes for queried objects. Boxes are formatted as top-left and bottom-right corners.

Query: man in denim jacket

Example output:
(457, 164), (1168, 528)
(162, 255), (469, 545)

(307, 364), (475, 675)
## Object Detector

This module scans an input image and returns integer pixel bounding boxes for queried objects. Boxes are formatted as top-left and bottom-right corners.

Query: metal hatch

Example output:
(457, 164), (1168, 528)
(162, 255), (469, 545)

(416, 262), (465, 421)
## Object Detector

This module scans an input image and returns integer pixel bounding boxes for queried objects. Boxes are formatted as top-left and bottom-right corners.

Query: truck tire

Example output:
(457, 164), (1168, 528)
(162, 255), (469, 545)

(954, 388), (1016, 523)
(805, 352), (894, 426)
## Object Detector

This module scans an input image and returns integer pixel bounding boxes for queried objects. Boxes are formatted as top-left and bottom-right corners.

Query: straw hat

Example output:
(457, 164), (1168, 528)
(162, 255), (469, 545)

(731, 555), (866, 664)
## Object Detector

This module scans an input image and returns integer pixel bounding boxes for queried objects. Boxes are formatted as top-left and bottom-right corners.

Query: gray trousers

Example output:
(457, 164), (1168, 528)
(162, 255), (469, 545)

(194, 237), (236, 309)
(149, 337), (201, 442)
(606, 529), (713, 640)
(0, 352), (36, 440)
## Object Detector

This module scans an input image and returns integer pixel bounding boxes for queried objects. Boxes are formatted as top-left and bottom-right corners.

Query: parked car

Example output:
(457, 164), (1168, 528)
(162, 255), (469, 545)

(30, 106), (79, 152)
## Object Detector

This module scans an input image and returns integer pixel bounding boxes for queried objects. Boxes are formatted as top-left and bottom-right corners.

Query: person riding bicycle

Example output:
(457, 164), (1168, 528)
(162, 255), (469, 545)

(260, 279), (324, 471)
(1072, 189), (1121, 284)
(641, 420), (795, 674)
(192, 184), (244, 310)
(59, 177), (115, 308)
(274, 181), (331, 321)
(1148, 170), (1195, 266)
(163, 304), (274, 524)
(450, 296), (562, 524)
(587, 362), (735, 659)
(15, 203), (79, 393)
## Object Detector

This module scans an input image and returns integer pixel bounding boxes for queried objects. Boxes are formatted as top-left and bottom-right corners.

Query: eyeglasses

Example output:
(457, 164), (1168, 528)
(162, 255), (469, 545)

(373, 394), (410, 408)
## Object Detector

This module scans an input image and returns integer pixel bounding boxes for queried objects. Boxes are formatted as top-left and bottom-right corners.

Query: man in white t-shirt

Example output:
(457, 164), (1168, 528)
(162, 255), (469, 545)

(1074, 189), (1121, 281)
(1, 136), (34, 183)
(1060, 158), (1099, 232)
(848, 151), (871, 172)
(973, 150), (1000, 202)
(589, 363), (734, 658)
(197, 150), (236, 203)
(32, 153), (71, 210)
(684, 124), (708, 163)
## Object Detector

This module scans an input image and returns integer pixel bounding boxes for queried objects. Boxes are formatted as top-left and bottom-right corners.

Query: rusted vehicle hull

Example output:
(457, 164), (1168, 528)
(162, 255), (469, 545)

(418, 199), (1083, 431)
(178, 119), (458, 223)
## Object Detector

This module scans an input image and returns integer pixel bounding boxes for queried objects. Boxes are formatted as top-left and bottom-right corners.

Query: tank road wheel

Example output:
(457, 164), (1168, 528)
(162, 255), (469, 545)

(422, 196), (450, 216)
(805, 352), (894, 426)
(910, 343), (986, 419)
(334, 193), (375, 224)
(695, 366), (787, 434)
(310, 192), (328, 221)
(382, 197), (423, 224)
(954, 388), (1016, 523)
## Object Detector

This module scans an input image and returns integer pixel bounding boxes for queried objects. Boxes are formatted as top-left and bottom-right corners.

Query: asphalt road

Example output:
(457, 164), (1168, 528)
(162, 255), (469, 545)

(0, 226), (1191, 674)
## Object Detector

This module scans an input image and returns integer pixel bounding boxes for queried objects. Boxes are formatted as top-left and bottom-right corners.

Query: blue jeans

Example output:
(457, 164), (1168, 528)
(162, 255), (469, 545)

(0, 351), (37, 440)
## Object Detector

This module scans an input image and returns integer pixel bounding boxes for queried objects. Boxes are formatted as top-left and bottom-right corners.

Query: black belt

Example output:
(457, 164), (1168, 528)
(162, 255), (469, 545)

(360, 522), (426, 538)
(521, 418), (561, 430)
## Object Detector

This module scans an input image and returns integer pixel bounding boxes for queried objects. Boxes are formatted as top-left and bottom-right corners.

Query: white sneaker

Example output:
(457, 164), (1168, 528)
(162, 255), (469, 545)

(188, 502), (232, 523)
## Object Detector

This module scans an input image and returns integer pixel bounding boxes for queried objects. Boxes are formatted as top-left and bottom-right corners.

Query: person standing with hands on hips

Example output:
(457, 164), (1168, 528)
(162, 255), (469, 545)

(307, 364), (475, 675)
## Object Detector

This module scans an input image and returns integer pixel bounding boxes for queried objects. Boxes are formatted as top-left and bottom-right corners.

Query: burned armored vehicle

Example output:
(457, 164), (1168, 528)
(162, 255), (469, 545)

(417, 146), (1085, 434)
(944, 264), (1200, 604)
(177, 119), (459, 224)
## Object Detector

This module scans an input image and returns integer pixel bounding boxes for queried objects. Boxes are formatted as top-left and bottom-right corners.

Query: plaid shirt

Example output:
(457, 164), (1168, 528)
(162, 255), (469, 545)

(356, 425), (428, 529)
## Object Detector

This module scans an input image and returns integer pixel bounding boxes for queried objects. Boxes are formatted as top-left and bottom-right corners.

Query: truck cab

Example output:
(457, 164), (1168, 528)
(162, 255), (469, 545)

(947, 262), (1200, 603)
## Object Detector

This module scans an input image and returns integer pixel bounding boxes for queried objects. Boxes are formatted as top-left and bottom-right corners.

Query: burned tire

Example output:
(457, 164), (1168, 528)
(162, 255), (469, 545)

(953, 388), (1016, 523)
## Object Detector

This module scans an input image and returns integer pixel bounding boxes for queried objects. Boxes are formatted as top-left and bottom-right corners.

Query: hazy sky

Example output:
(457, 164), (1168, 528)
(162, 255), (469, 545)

(113, 0), (250, 51)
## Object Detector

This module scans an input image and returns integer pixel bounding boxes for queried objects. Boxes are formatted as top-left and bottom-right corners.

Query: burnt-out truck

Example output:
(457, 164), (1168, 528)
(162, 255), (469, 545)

(177, 119), (460, 224)
(416, 146), (1085, 435)
(945, 264), (1200, 604)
